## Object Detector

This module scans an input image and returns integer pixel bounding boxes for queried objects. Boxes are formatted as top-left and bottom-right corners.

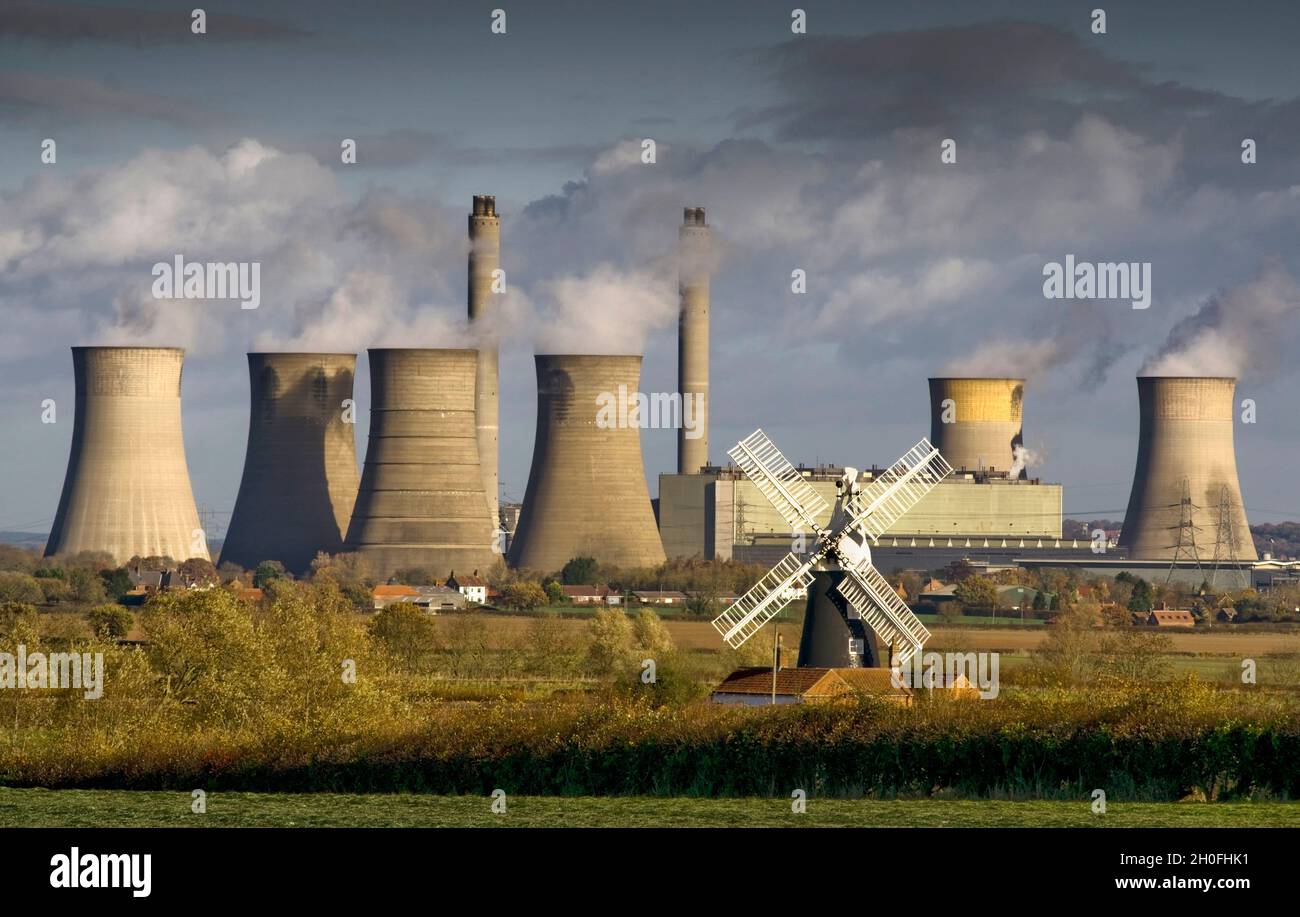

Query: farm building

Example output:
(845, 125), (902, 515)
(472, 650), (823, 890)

(633, 590), (688, 606)
(560, 585), (621, 605)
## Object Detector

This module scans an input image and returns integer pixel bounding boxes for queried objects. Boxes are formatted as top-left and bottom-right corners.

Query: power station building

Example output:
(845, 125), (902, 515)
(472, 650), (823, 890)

(45, 346), (209, 564)
(659, 373), (1066, 566)
(659, 465), (1063, 562)
(344, 348), (498, 579)
(508, 354), (667, 572)
(220, 353), (361, 575)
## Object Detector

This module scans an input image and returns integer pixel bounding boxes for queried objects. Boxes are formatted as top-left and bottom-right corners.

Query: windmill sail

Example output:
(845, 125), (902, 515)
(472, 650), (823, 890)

(846, 439), (953, 542)
(711, 553), (814, 648)
(835, 562), (932, 666)
(728, 429), (829, 534)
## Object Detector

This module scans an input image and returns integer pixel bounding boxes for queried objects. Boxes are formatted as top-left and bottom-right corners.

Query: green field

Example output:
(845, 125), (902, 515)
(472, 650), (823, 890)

(1, 788), (1298, 827)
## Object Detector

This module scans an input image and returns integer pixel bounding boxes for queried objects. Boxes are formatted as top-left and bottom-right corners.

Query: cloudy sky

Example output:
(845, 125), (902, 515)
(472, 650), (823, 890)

(4, 0), (1300, 539)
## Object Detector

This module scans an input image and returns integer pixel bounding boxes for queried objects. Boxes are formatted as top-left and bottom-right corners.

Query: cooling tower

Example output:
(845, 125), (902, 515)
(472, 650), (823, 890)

(45, 347), (208, 564)
(678, 206), (711, 474)
(469, 194), (501, 526)
(344, 348), (497, 579)
(928, 377), (1025, 476)
(220, 353), (361, 575)
(1118, 376), (1256, 561)
(508, 355), (667, 572)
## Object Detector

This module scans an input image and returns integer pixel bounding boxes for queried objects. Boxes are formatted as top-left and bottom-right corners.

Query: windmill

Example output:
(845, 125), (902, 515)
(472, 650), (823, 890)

(712, 430), (953, 669)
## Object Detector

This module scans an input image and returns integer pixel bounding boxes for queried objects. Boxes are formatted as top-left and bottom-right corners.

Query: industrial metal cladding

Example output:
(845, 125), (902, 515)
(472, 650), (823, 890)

(45, 347), (208, 564)
(677, 206), (711, 475)
(928, 377), (1026, 477)
(1119, 376), (1257, 561)
(220, 353), (362, 575)
(469, 194), (501, 526)
(509, 354), (667, 572)
(344, 348), (497, 579)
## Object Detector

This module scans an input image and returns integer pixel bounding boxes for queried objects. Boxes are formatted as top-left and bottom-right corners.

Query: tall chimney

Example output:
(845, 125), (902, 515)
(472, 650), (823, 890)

(469, 194), (500, 526)
(45, 347), (208, 564)
(928, 377), (1026, 476)
(344, 349), (497, 579)
(1119, 376), (1256, 560)
(677, 206), (711, 473)
(220, 353), (361, 575)
(508, 355), (667, 571)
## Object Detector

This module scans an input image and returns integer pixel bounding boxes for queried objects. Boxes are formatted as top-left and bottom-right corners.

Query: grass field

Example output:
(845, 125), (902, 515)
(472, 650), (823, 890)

(2, 788), (1298, 827)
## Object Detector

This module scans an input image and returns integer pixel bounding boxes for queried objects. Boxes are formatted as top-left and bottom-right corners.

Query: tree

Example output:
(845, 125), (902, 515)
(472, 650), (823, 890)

(1097, 628), (1172, 682)
(1031, 589), (1047, 611)
(500, 581), (547, 611)
(369, 602), (439, 673)
(1127, 578), (1153, 613)
(177, 558), (218, 587)
(587, 607), (635, 676)
(0, 601), (38, 637)
(560, 556), (600, 586)
(99, 567), (134, 600)
(38, 577), (74, 604)
(519, 611), (577, 675)
(685, 590), (720, 617)
(216, 561), (248, 585)
(544, 580), (565, 605)
(1029, 604), (1101, 685)
(954, 576), (998, 609)
(86, 605), (134, 639)
(0, 571), (44, 604)
(632, 608), (674, 656)
(252, 560), (288, 590)
(141, 581), (385, 734)
(67, 567), (107, 604)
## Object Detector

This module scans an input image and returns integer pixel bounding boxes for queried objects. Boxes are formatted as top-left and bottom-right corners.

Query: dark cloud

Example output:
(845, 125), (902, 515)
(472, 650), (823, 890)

(0, 1), (310, 45)
(745, 19), (1300, 201)
(0, 71), (228, 125)
(747, 22), (1147, 138)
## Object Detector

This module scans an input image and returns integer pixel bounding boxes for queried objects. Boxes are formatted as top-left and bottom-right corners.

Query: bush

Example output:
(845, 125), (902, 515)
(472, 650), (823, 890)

(587, 607), (636, 676)
(561, 556), (600, 586)
(86, 605), (135, 639)
(500, 581), (547, 611)
(953, 576), (998, 609)
(252, 560), (289, 590)
(0, 571), (44, 604)
(68, 567), (107, 604)
(369, 602), (438, 673)
(38, 577), (74, 604)
(99, 567), (133, 601)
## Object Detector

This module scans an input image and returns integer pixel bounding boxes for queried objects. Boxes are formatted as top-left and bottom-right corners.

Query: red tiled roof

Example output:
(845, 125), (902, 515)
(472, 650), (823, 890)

(715, 666), (828, 695)
(374, 584), (419, 597)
